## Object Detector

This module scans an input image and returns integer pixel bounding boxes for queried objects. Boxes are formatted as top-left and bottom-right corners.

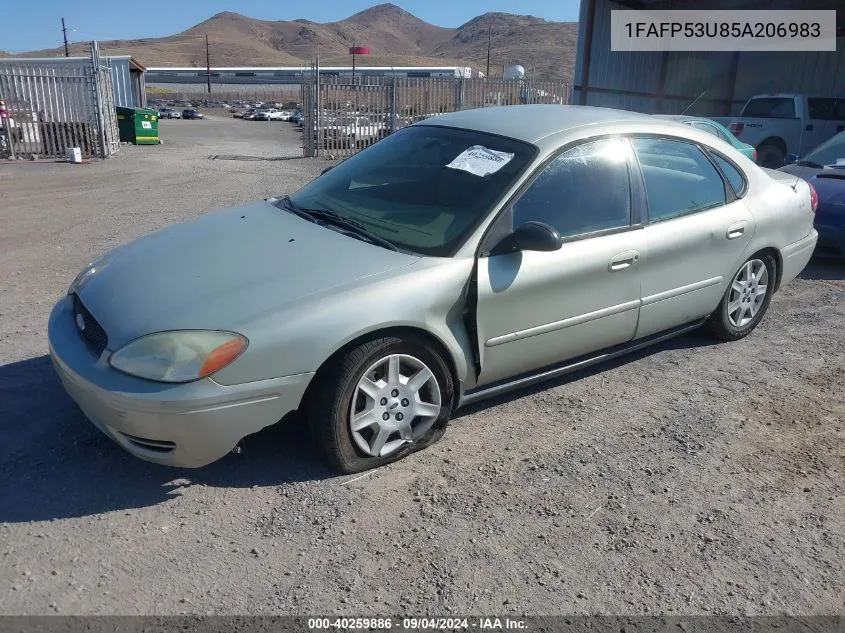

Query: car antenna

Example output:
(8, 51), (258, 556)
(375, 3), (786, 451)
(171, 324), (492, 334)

(680, 90), (707, 115)
(791, 161), (807, 191)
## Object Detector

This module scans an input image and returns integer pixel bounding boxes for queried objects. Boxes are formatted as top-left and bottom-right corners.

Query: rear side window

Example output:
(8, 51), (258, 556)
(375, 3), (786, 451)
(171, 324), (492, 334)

(710, 153), (747, 196)
(632, 138), (727, 222)
(807, 98), (837, 120)
(742, 97), (796, 118)
(691, 121), (729, 143)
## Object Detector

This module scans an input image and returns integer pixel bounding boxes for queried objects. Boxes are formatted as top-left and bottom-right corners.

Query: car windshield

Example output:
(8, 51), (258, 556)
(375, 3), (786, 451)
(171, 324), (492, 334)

(804, 133), (845, 167)
(288, 125), (536, 256)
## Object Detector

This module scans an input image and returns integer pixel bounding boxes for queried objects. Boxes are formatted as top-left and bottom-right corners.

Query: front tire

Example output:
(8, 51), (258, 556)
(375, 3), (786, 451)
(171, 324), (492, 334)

(308, 336), (454, 474)
(704, 252), (776, 341)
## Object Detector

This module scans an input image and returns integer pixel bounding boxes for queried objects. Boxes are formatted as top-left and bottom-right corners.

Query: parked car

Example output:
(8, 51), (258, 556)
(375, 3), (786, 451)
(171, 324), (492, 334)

(780, 131), (845, 259)
(182, 109), (203, 120)
(253, 108), (285, 121)
(158, 108), (180, 119)
(653, 115), (757, 162)
(318, 115), (386, 147)
(48, 105), (817, 473)
(241, 109), (258, 121)
(712, 94), (845, 168)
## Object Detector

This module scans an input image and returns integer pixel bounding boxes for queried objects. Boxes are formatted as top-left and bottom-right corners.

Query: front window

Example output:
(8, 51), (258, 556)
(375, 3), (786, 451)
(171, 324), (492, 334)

(804, 133), (845, 167)
(512, 138), (633, 238)
(288, 125), (536, 256)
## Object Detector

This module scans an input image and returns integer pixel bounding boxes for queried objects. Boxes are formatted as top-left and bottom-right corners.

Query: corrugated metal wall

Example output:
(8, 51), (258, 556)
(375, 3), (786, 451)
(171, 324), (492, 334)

(574, 0), (845, 117)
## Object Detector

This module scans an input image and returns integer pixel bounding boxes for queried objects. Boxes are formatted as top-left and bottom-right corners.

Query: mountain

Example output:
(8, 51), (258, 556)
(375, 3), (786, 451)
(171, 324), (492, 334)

(14, 3), (577, 80)
(437, 13), (578, 81)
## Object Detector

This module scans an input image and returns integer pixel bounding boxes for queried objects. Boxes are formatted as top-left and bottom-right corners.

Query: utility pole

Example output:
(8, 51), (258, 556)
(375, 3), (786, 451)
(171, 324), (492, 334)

(205, 34), (211, 94)
(486, 27), (491, 78)
(62, 18), (70, 57)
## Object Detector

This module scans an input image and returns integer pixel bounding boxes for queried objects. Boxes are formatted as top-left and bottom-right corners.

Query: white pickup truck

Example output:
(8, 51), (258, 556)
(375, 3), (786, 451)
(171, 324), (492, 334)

(712, 94), (845, 168)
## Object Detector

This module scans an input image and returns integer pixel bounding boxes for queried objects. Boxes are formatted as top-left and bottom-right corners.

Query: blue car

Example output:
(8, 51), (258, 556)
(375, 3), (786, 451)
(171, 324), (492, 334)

(781, 131), (845, 259)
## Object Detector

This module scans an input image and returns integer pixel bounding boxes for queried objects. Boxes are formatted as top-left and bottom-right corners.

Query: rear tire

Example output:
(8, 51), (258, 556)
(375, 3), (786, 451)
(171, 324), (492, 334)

(756, 143), (785, 169)
(704, 252), (777, 341)
(307, 335), (454, 474)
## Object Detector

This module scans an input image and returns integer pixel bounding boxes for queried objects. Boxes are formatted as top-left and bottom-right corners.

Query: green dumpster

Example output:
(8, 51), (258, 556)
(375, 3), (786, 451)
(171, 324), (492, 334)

(116, 106), (159, 145)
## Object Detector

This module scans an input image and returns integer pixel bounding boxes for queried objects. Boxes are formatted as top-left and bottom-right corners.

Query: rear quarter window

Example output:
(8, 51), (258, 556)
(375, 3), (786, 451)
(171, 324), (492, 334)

(710, 153), (748, 197)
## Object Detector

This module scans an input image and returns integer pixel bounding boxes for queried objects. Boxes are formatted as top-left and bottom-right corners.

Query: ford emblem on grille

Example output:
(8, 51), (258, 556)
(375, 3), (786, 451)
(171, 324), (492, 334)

(75, 312), (86, 332)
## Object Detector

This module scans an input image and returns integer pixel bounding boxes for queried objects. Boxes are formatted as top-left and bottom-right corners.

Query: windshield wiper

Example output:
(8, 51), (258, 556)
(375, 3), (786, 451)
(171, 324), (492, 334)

(276, 196), (398, 252)
(307, 209), (399, 252)
(275, 195), (318, 223)
(795, 160), (824, 168)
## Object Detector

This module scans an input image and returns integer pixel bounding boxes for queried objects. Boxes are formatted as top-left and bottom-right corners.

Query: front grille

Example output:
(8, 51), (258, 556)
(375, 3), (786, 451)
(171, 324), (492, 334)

(119, 432), (176, 454)
(72, 294), (108, 356)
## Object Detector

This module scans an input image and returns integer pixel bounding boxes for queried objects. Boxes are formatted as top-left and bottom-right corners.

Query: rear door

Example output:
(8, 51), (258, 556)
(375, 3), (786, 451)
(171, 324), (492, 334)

(631, 137), (755, 338)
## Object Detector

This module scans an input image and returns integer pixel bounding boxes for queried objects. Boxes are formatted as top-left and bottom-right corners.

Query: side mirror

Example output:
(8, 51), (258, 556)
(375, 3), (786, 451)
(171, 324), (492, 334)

(783, 153), (799, 166)
(492, 221), (562, 255)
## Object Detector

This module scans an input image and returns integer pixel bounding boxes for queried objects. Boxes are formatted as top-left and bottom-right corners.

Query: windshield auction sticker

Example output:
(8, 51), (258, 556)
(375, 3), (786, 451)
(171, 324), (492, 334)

(446, 146), (515, 177)
(610, 9), (836, 51)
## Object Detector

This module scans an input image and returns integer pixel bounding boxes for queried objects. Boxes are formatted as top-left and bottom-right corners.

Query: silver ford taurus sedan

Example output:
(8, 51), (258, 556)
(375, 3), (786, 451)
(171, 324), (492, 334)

(49, 105), (819, 473)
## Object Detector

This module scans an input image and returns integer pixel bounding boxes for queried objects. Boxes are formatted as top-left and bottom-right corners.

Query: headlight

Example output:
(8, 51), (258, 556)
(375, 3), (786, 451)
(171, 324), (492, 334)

(109, 331), (248, 383)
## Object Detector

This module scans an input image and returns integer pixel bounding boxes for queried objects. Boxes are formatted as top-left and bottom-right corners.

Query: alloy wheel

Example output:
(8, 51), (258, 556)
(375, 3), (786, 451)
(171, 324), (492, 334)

(727, 258), (769, 327)
(349, 354), (442, 457)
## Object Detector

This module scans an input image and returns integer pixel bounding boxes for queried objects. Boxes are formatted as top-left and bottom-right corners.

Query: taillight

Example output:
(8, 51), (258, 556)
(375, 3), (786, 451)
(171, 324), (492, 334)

(808, 182), (818, 213)
(752, 148), (758, 163)
(729, 122), (745, 136)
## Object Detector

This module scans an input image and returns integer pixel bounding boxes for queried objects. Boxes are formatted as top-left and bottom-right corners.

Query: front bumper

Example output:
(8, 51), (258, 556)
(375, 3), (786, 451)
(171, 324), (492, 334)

(48, 295), (314, 468)
(779, 229), (818, 287)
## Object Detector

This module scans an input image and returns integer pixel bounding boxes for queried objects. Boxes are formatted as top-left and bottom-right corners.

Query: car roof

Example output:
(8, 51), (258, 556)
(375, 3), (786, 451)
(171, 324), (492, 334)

(413, 104), (657, 144)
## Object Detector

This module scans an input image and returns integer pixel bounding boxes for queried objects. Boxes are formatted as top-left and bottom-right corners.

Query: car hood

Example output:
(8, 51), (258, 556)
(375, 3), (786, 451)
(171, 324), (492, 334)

(72, 200), (420, 349)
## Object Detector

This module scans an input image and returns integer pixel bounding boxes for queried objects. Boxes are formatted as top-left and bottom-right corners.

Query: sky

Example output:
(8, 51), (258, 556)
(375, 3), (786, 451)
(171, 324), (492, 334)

(0, 0), (582, 53)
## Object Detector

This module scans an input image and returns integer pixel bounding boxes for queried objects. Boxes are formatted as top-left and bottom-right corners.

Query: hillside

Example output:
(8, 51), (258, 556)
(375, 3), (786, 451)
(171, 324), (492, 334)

(15, 3), (577, 80)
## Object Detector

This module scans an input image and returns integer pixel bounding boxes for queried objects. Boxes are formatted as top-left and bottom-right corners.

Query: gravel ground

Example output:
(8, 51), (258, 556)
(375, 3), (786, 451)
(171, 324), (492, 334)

(0, 115), (843, 617)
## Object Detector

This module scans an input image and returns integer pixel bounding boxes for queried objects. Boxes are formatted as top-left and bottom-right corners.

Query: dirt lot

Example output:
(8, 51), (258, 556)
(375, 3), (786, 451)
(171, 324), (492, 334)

(0, 115), (843, 617)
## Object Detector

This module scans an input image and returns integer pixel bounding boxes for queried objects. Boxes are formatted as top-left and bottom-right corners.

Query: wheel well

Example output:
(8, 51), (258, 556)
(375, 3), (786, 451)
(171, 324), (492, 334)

(757, 137), (787, 154)
(301, 326), (462, 411)
(751, 247), (784, 292)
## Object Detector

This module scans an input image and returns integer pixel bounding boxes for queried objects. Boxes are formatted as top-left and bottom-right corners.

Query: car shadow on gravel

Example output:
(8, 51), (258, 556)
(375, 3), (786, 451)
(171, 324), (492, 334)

(799, 258), (845, 280)
(0, 355), (334, 524)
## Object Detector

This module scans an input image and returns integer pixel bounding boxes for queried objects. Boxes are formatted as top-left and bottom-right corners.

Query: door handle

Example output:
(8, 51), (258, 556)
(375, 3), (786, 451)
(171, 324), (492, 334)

(838, 125), (845, 132)
(609, 250), (640, 271)
(726, 221), (748, 240)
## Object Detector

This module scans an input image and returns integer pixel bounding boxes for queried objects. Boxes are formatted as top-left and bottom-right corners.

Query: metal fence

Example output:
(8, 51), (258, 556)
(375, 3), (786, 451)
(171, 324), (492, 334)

(0, 44), (120, 160)
(302, 76), (573, 159)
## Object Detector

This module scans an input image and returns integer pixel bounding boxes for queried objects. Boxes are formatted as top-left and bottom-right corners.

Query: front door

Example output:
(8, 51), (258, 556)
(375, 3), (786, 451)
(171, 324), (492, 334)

(474, 137), (646, 387)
